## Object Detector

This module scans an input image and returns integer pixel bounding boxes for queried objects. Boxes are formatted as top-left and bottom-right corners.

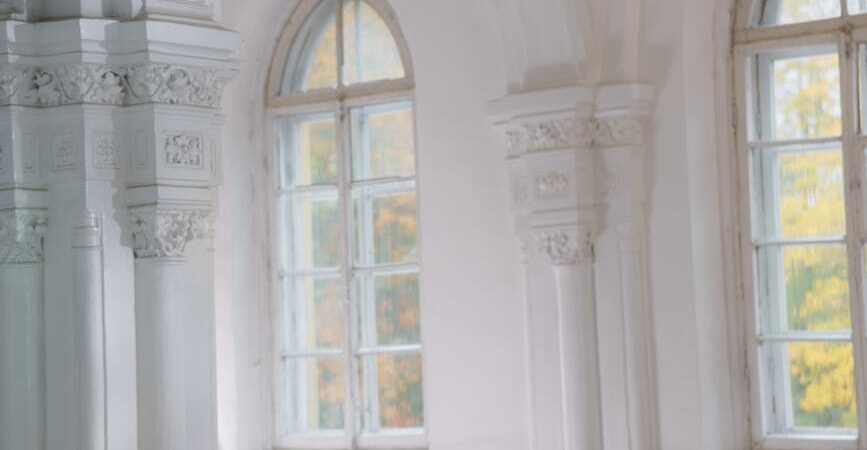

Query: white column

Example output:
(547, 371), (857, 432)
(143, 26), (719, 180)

(112, 17), (237, 448)
(0, 209), (46, 450)
(534, 224), (603, 450)
(71, 213), (106, 450)
(490, 85), (602, 450)
(596, 83), (658, 450)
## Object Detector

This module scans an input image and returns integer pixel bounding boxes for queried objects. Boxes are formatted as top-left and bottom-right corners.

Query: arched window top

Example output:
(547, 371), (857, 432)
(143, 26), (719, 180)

(269, 0), (413, 102)
(742, 0), (867, 28)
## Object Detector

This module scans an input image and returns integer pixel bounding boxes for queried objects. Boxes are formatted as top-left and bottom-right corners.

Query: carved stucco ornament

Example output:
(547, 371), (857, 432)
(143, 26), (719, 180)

(129, 208), (214, 260)
(0, 62), (225, 109)
(534, 228), (595, 266)
(506, 118), (594, 155)
(0, 210), (48, 265)
(593, 116), (647, 148)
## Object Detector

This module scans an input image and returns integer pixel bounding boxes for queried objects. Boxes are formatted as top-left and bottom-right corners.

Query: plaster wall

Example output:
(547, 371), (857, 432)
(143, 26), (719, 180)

(214, 0), (745, 450)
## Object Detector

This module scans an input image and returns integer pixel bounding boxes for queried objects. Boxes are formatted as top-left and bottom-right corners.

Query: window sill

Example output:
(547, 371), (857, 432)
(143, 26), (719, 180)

(755, 433), (857, 450)
(275, 430), (427, 450)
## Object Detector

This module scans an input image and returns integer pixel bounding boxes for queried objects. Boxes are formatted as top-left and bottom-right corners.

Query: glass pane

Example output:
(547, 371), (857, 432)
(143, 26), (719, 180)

(766, 51), (841, 141)
(285, 194), (342, 269)
(759, 0), (840, 26)
(356, 271), (421, 347)
(350, 102), (416, 181)
(283, 357), (345, 433)
(354, 188), (419, 265)
(752, 147), (846, 239)
(342, 0), (406, 85)
(281, 0), (338, 93)
(761, 341), (857, 433)
(275, 113), (338, 188)
(282, 275), (344, 351)
(360, 353), (424, 431)
(848, 0), (867, 15)
(757, 244), (851, 333)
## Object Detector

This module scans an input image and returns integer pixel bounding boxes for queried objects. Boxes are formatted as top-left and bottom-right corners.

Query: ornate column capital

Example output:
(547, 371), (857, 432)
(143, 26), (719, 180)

(533, 225), (596, 266)
(0, 208), (47, 265)
(129, 207), (213, 260)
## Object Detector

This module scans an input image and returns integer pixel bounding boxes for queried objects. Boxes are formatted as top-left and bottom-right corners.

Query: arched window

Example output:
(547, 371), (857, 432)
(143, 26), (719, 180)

(734, 1), (867, 447)
(266, 2), (423, 448)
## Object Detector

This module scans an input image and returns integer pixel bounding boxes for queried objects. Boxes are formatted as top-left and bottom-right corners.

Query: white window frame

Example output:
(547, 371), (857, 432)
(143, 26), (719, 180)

(264, 1), (427, 449)
(734, 1), (867, 449)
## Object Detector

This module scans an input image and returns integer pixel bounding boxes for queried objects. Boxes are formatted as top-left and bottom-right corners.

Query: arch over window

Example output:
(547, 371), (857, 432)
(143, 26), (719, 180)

(733, 1), (867, 448)
(266, 1), (424, 449)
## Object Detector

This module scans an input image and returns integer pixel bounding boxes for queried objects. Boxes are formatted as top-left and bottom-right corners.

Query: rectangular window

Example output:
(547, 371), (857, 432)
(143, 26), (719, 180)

(274, 100), (424, 447)
(739, 38), (866, 446)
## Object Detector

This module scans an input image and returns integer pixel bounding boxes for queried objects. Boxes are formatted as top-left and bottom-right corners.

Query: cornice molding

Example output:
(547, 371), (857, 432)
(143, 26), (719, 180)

(0, 62), (227, 109)
(0, 209), (47, 265)
(534, 227), (595, 266)
(129, 207), (213, 260)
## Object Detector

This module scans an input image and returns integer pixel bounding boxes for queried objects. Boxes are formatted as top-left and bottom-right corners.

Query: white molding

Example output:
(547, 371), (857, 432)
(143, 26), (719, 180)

(128, 206), (213, 260)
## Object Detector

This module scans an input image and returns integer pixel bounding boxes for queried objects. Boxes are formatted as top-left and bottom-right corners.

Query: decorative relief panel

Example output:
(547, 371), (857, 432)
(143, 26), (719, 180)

(0, 63), (225, 109)
(594, 116), (647, 148)
(129, 207), (213, 259)
(164, 133), (204, 168)
(123, 65), (225, 109)
(93, 133), (119, 169)
(534, 228), (595, 266)
(52, 132), (76, 171)
(535, 171), (570, 198)
(0, 210), (48, 265)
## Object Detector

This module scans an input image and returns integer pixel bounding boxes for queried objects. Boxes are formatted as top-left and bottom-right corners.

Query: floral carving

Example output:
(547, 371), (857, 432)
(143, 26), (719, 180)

(507, 118), (591, 154)
(129, 208), (213, 259)
(535, 171), (570, 198)
(0, 63), (224, 108)
(594, 117), (646, 148)
(94, 133), (119, 169)
(164, 134), (204, 168)
(535, 228), (594, 266)
(123, 64), (225, 109)
(0, 210), (48, 265)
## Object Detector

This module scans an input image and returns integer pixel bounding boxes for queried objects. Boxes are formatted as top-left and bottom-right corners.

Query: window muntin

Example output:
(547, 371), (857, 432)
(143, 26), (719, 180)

(736, 4), (867, 447)
(269, 1), (422, 447)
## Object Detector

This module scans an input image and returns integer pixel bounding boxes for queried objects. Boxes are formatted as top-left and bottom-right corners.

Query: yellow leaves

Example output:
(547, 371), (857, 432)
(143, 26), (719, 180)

(778, 149), (845, 238)
(773, 52), (840, 140)
(789, 342), (857, 427)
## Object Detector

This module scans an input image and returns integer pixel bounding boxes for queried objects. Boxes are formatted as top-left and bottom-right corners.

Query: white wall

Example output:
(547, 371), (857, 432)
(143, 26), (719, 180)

(216, 1), (530, 449)
(214, 0), (749, 449)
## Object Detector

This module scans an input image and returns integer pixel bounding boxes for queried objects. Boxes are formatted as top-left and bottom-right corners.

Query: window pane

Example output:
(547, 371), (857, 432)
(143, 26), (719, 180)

(275, 113), (338, 188)
(356, 271), (421, 347)
(752, 147), (846, 239)
(767, 51), (841, 141)
(285, 194), (342, 269)
(354, 188), (418, 265)
(350, 102), (415, 181)
(761, 341), (857, 433)
(282, 275), (345, 352)
(342, 0), (406, 85)
(360, 353), (424, 431)
(757, 244), (851, 333)
(281, 0), (338, 93)
(283, 357), (346, 433)
(848, 0), (867, 15)
(758, 0), (840, 26)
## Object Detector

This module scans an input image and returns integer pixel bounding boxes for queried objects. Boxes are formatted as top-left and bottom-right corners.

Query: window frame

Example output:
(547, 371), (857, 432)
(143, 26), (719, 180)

(265, 1), (427, 449)
(734, 2), (867, 449)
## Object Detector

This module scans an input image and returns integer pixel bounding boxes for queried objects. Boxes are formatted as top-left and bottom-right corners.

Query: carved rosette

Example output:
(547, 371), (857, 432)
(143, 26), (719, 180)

(534, 227), (595, 266)
(129, 208), (214, 260)
(0, 63), (225, 109)
(0, 210), (48, 265)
